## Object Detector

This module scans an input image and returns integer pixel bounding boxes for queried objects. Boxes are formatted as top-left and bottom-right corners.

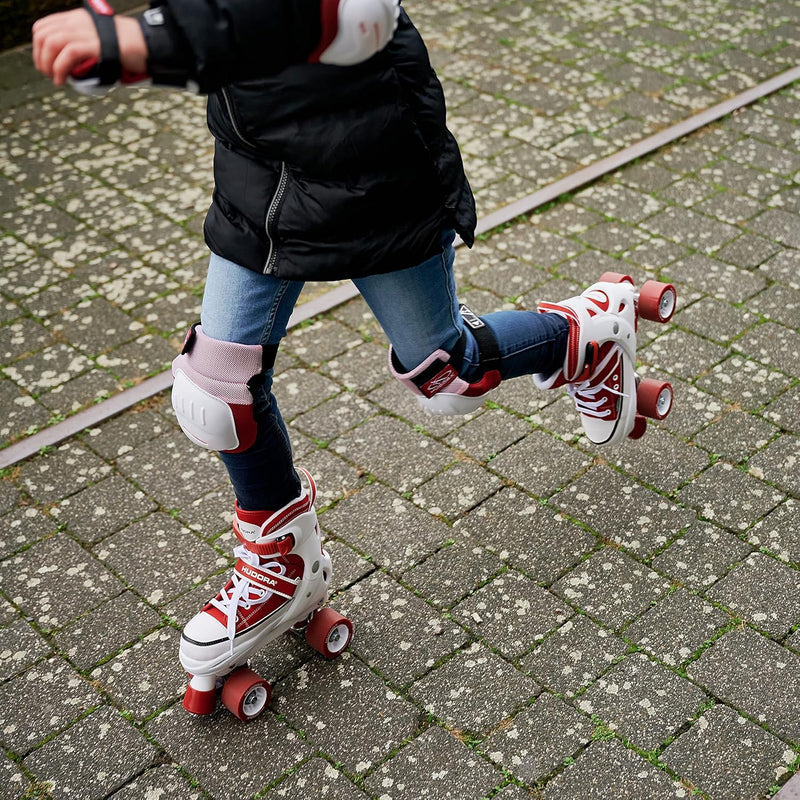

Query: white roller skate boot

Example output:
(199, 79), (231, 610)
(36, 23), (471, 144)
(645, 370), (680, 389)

(534, 272), (676, 446)
(179, 469), (353, 721)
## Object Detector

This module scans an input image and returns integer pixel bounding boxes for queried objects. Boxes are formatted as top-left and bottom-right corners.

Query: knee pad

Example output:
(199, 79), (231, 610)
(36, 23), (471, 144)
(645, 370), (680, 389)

(171, 325), (277, 454)
(389, 305), (502, 416)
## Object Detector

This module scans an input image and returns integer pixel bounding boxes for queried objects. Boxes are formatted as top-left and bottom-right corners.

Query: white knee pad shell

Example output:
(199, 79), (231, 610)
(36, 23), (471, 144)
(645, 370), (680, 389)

(171, 325), (271, 454)
(389, 305), (502, 416)
(311, 0), (400, 65)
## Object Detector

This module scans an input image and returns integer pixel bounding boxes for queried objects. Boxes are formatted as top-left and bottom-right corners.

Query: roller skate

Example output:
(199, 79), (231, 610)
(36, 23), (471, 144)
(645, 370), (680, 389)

(179, 469), (353, 721)
(534, 272), (677, 446)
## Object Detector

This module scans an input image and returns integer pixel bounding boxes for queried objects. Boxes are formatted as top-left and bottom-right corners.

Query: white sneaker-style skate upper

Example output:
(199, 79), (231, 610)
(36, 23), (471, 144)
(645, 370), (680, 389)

(535, 282), (638, 446)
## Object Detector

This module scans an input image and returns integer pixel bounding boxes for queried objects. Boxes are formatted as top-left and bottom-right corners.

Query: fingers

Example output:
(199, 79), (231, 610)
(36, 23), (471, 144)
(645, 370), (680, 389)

(31, 10), (99, 84)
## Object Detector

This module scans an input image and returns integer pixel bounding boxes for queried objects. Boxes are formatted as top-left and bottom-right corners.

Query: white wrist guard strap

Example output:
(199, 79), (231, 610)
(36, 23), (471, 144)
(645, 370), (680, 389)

(309, 0), (400, 66)
(171, 325), (271, 454)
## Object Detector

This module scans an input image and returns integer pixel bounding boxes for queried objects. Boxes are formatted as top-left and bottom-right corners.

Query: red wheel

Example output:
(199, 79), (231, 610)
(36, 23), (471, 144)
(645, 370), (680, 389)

(629, 414), (647, 440)
(637, 379), (673, 420)
(306, 607), (353, 659)
(598, 271), (634, 285)
(638, 280), (676, 323)
(220, 667), (271, 722)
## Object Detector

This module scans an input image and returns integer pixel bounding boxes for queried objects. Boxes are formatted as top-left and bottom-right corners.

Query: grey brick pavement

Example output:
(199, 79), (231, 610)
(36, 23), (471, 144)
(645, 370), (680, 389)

(2, 0), (800, 798)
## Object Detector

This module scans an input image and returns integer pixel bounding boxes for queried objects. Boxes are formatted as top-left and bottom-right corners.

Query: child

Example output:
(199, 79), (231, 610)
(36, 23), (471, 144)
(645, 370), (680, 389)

(33, 0), (674, 720)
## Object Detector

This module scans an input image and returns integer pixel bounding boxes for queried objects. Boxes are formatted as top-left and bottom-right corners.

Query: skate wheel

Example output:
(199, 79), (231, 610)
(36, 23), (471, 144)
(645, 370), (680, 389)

(306, 607), (353, 659)
(638, 281), (676, 323)
(598, 271), (634, 285)
(629, 414), (647, 440)
(221, 667), (271, 722)
(183, 685), (217, 716)
(637, 379), (673, 420)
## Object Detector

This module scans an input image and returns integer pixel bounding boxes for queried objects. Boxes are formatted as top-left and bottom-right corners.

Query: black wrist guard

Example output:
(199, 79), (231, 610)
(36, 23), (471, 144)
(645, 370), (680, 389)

(82, 0), (121, 86)
(140, 6), (197, 90)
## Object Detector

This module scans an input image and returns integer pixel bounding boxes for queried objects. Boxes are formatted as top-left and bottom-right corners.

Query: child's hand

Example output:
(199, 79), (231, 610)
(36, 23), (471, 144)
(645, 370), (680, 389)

(32, 9), (147, 86)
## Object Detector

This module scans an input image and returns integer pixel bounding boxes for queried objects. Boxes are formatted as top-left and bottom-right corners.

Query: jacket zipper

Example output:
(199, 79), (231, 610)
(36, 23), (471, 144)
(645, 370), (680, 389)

(264, 162), (288, 275)
(219, 88), (287, 276)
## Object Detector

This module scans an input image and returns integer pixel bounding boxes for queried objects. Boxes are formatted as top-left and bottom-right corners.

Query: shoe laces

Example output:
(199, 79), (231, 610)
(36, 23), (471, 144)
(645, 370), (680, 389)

(209, 543), (287, 654)
(568, 344), (628, 419)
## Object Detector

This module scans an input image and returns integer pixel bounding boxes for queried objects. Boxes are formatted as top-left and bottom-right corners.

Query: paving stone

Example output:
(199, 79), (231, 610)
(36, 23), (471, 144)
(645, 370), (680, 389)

(109, 765), (205, 800)
(116, 433), (228, 508)
(661, 253), (767, 305)
(291, 390), (377, 442)
(553, 466), (695, 558)
(661, 703), (795, 799)
(688, 628), (800, 742)
(718, 232), (782, 270)
(271, 368), (341, 422)
(651, 521), (753, 591)
(268, 758), (369, 799)
(332, 416), (454, 493)
(333, 571), (469, 686)
(23, 706), (157, 800)
(736, 321), (800, 377)
(37, 368), (119, 416)
(542, 738), (684, 799)
(409, 642), (538, 734)
(748, 434), (800, 497)
(674, 296), (757, 345)
(640, 206), (740, 254)
(452, 570), (573, 659)
(51, 298), (144, 355)
(17, 442), (113, 504)
(640, 328), (727, 381)
(695, 190), (763, 226)
(748, 500), (800, 566)
(284, 317), (364, 367)
(749, 283), (800, 331)
(698, 161), (786, 201)
(81, 404), (173, 460)
(439, 408), (529, 463)
(579, 653), (708, 751)
(1, 533), (122, 630)
(91, 627), (186, 719)
(403, 539), (505, 610)
(760, 249), (800, 290)
(455, 488), (598, 583)
(749, 208), (800, 249)
(52, 474), (158, 543)
(0, 505), (58, 560)
(489, 430), (591, 498)
(520, 614), (628, 698)
(623, 589), (731, 666)
(412, 462), (503, 521)
(273, 652), (419, 775)
(697, 356), (793, 411)
(318, 341), (389, 393)
(553, 548), (673, 631)
(764, 385), (800, 434)
(367, 725), (502, 799)
(149, 703), (312, 799)
(706, 553), (800, 638)
(591, 426), (709, 495)
(0, 380), (50, 443)
(0, 754), (29, 800)
(301, 448), (368, 509)
(0, 656), (102, 755)
(694, 409), (778, 464)
(484, 691), (593, 784)
(95, 512), (225, 606)
(53, 590), (163, 671)
(321, 483), (452, 571)
(678, 463), (785, 532)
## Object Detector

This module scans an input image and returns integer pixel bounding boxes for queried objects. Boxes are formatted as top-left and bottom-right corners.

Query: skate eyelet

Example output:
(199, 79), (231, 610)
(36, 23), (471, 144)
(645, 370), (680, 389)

(311, 560), (320, 573)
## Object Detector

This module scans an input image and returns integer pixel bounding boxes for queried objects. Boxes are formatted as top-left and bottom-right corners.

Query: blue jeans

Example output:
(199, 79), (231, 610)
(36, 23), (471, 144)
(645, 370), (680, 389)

(201, 233), (568, 510)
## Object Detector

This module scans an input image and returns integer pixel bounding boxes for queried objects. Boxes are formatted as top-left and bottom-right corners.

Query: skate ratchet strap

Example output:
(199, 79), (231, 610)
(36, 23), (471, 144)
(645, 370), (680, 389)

(233, 560), (297, 600)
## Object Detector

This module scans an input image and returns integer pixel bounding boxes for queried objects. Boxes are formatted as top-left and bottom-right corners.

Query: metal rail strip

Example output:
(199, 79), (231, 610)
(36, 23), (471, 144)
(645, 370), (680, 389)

(2, 65), (799, 469)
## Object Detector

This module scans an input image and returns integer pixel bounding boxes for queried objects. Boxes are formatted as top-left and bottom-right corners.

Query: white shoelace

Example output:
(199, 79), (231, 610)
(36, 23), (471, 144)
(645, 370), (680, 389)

(209, 544), (285, 653)
(567, 348), (629, 419)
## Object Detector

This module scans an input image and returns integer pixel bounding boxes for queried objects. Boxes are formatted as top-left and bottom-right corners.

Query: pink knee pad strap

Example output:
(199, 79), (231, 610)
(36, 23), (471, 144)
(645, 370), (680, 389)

(171, 325), (265, 453)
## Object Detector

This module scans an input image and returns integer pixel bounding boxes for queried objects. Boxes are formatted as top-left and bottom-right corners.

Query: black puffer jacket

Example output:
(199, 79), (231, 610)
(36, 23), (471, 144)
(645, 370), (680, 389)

(149, 2), (476, 280)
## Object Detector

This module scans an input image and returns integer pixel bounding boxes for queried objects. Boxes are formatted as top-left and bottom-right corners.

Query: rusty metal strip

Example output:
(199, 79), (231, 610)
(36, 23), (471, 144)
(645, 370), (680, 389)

(2, 65), (799, 469)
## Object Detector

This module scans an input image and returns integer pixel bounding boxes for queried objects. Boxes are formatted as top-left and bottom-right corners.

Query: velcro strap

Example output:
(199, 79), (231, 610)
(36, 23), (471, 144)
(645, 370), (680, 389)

(234, 560), (298, 598)
(84, 0), (121, 86)
(459, 304), (501, 373)
(239, 534), (295, 559)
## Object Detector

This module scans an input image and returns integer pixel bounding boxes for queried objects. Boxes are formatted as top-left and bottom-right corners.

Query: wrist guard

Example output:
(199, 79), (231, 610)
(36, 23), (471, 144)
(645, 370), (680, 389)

(69, 0), (149, 95)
